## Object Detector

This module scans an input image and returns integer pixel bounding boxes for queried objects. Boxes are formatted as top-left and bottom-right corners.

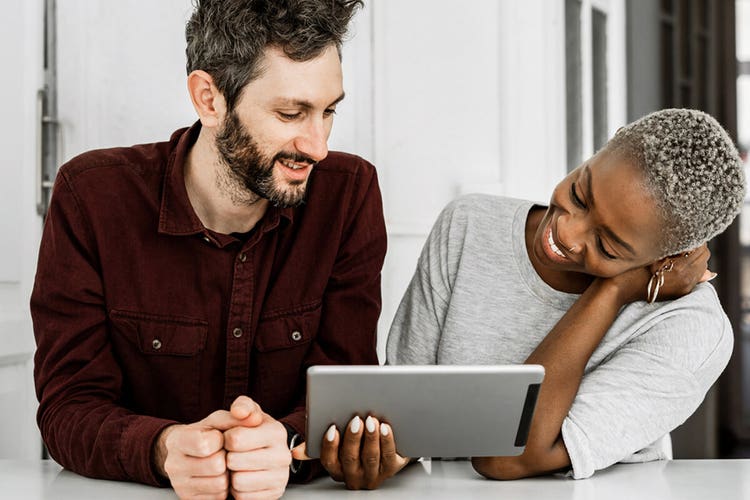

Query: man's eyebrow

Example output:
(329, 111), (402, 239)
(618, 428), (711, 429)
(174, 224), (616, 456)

(272, 92), (346, 109)
(585, 165), (636, 256)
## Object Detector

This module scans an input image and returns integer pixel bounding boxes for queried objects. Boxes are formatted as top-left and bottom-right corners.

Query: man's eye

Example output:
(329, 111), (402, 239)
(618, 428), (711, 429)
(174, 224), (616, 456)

(278, 112), (301, 120)
(571, 182), (586, 208)
(323, 108), (337, 117)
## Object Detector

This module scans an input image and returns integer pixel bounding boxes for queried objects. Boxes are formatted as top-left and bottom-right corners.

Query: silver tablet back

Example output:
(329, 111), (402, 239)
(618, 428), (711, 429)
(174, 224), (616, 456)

(305, 365), (544, 459)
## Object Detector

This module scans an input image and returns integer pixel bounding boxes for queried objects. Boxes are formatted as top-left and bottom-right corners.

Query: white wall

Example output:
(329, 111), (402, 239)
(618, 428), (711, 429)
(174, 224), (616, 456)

(57, 0), (196, 160)
(372, 1), (570, 358)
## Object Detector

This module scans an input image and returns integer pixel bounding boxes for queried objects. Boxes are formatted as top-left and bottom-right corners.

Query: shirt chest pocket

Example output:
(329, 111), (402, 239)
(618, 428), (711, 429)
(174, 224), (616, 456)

(251, 301), (321, 415)
(109, 309), (208, 419)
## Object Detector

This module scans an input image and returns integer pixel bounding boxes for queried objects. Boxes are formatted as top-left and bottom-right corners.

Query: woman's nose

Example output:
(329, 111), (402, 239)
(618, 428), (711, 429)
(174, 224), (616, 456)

(557, 213), (586, 253)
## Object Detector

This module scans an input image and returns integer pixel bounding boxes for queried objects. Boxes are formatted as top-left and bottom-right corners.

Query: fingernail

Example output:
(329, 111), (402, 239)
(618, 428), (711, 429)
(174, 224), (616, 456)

(380, 423), (390, 437)
(349, 416), (361, 433)
(365, 416), (375, 433)
(708, 272), (718, 282)
(326, 424), (336, 442)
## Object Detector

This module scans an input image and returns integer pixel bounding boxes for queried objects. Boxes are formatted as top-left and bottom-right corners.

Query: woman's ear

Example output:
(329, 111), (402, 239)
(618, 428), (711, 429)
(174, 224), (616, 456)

(647, 256), (674, 274)
(187, 70), (227, 129)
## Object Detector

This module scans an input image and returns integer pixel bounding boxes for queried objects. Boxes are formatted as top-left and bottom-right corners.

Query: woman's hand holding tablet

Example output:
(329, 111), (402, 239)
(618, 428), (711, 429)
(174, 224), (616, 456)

(294, 415), (410, 489)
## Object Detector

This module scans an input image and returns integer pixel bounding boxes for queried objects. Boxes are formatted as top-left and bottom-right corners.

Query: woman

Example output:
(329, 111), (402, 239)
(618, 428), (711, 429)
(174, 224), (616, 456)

(295, 108), (745, 488)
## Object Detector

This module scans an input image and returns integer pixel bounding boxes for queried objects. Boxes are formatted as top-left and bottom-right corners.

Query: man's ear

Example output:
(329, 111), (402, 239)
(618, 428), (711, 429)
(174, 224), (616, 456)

(187, 70), (227, 128)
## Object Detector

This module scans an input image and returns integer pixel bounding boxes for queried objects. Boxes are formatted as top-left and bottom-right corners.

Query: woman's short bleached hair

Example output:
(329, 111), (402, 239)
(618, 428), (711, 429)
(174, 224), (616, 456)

(603, 108), (746, 256)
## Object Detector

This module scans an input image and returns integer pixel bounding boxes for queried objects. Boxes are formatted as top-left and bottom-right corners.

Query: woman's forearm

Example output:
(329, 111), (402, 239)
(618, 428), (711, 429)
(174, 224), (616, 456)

(474, 279), (627, 479)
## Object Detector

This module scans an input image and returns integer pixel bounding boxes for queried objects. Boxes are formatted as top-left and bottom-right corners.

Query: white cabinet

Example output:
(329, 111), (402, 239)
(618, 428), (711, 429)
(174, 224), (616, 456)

(0, 0), (45, 459)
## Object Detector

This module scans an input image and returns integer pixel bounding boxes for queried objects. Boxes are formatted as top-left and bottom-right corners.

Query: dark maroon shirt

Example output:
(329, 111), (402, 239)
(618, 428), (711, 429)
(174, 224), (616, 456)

(31, 123), (385, 486)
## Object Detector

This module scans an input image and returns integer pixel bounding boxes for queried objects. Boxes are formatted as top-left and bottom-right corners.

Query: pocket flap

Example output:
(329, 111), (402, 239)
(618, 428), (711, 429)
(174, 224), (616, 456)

(255, 301), (321, 352)
(110, 309), (208, 356)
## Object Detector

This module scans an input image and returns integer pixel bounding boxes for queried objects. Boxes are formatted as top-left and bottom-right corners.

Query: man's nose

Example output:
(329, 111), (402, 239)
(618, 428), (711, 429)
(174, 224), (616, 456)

(294, 119), (329, 163)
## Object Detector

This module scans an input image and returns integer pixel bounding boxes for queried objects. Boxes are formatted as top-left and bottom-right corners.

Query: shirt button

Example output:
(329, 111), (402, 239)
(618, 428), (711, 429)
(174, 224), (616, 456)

(152, 339), (162, 350)
(291, 330), (302, 342)
(202, 236), (211, 243)
(232, 327), (243, 338)
(239, 252), (247, 262)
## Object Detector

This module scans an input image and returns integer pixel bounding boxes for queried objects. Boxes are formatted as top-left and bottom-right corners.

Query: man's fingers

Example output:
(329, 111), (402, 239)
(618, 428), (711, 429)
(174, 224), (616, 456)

(172, 473), (229, 498)
(361, 416), (381, 485)
(226, 447), (291, 472)
(319, 424), (344, 480)
(173, 427), (225, 458)
(200, 409), (244, 432)
(230, 468), (289, 495)
(223, 419), (286, 452)
(169, 449), (227, 477)
(230, 395), (264, 427)
(291, 442), (311, 461)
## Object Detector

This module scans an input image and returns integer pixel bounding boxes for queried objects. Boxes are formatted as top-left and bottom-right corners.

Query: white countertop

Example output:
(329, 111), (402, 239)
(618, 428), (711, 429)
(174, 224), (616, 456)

(4, 458), (750, 499)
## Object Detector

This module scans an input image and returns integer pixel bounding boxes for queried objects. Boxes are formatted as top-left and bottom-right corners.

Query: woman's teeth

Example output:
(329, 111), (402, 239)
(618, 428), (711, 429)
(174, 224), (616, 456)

(548, 230), (566, 258)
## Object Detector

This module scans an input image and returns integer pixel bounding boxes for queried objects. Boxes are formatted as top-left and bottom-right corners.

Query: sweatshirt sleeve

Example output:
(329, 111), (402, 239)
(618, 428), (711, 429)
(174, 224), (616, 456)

(561, 284), (733, 478)
(386, 198), (472, 365)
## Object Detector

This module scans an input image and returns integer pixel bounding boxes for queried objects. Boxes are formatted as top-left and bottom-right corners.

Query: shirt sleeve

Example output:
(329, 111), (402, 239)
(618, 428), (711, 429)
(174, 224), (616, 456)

(278, 161), (387, 482)
(386, 200), (465, 365)
(31, 170), (176, 486)
(561, 286), (733, 479)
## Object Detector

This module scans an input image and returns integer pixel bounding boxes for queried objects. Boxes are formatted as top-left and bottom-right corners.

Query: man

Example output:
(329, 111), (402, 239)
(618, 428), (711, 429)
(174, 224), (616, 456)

(31, 1), (384, 498)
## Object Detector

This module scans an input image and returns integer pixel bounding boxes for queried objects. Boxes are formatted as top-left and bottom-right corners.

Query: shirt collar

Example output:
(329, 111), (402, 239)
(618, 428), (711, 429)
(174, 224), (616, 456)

(158, 121), (294, 238)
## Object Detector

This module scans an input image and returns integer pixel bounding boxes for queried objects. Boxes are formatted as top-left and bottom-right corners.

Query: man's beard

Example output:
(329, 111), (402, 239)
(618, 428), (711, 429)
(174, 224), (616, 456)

(215, 110), (314, 208)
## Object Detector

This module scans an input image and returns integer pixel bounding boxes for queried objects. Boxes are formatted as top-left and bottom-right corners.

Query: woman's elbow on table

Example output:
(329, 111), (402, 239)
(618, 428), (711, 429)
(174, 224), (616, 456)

(471, 456), (535, 480)
(471, 444), (570, 480)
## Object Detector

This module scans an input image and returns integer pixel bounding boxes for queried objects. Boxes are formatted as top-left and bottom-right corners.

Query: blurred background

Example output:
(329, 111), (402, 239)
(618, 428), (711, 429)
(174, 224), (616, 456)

(1, 0), (749, 463)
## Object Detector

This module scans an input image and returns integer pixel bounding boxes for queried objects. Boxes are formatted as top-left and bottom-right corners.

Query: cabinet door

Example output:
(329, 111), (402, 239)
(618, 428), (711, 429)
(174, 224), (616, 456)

(0, 0), (45, 460)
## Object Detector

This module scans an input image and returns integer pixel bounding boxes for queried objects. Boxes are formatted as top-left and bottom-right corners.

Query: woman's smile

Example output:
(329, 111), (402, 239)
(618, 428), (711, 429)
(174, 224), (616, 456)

(542, 218), (571, 264)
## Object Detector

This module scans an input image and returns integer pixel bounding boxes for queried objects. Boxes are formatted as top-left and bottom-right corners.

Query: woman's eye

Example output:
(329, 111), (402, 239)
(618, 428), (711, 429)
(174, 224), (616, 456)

(597, 237), (617, 260)
(570, 182), (586, 208)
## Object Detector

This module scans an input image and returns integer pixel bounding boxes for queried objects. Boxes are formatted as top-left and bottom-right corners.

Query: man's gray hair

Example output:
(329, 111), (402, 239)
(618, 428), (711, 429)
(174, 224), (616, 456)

(185, 0), (363, 111)
(604, 108), (746, 256)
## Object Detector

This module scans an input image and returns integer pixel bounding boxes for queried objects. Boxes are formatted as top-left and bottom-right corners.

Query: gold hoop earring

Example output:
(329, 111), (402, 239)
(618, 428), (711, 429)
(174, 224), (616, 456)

(646, 260), (674, 303)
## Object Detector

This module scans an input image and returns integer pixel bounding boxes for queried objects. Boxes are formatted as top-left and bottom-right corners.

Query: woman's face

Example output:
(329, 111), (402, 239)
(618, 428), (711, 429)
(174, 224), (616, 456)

(531, 151), (665, 279)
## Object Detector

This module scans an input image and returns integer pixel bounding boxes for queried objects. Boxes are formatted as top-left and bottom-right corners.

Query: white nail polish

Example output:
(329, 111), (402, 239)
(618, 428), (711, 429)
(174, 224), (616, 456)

(350, 416), (361, 433)
(365, 416), (375, 433)
(380, 423), (390, 436)
(326, 424), (336, 442)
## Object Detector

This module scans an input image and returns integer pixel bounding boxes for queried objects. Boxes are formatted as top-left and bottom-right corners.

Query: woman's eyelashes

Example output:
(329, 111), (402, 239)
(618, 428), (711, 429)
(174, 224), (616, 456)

(597, 237), (617, 260)
(570, 181), (617, 260)
(571, 182), (586, 208)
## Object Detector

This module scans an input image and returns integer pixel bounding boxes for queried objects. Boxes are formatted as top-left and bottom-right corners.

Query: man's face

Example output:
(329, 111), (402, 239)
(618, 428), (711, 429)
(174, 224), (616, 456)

(215, 44), (344, 207)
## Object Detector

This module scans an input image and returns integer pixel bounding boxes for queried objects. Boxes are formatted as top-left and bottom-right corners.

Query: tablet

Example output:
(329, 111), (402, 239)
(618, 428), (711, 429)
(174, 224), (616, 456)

(304, 364), (544, 459)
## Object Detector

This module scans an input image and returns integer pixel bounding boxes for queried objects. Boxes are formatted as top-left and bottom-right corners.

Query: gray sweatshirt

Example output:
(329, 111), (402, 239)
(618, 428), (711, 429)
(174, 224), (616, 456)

(386, 194), (733, 478)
